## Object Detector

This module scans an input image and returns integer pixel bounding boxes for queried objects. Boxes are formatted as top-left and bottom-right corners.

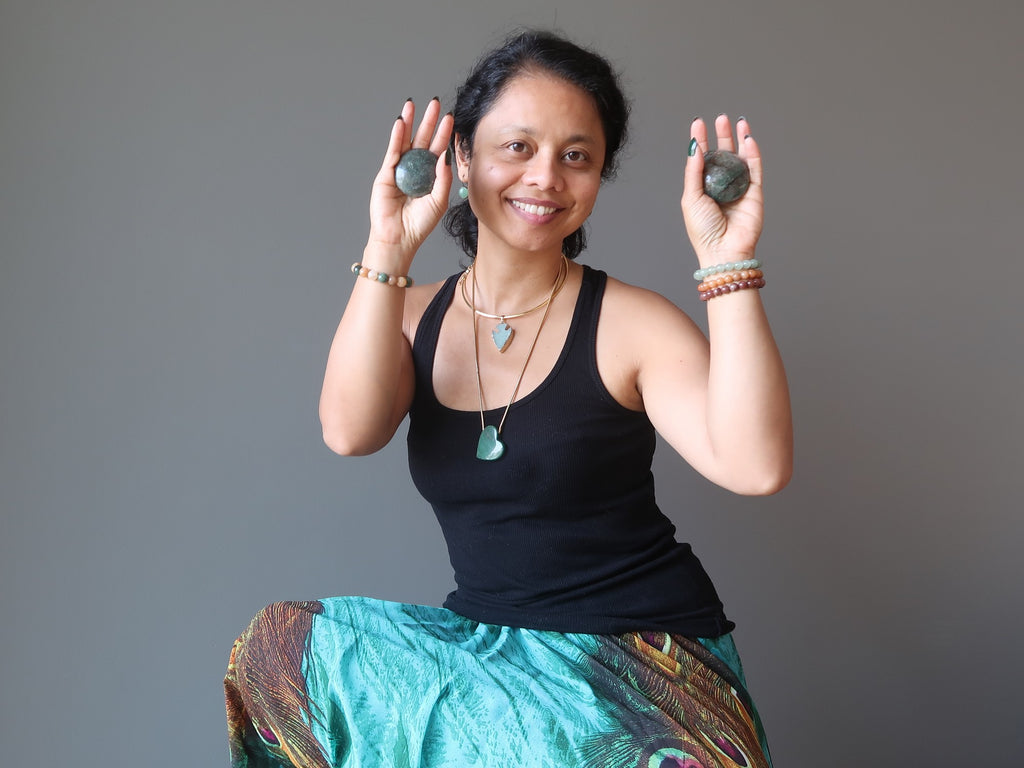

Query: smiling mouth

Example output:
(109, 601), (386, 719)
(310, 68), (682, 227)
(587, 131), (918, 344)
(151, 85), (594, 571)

(510, 199), (559, 216)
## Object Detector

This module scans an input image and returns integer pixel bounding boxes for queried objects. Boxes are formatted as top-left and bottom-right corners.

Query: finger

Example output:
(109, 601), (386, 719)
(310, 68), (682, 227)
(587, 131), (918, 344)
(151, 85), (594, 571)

(682, 118), (707, 206)
(428, 144), (453, 204)
(413, 97), (441, 148)
(379, 112), (409, 176)
(429, 111), (454, 157)
(395, 98), (416, 151)
(735, 117), (763, 188)
(690, 116), (709, 155)
(715, 114), (735, 153)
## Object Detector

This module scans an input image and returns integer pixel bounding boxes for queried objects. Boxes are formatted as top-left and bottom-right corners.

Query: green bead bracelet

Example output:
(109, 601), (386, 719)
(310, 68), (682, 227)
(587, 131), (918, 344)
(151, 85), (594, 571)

(693, 259), (761, 282)
(351, 262), (414, 288)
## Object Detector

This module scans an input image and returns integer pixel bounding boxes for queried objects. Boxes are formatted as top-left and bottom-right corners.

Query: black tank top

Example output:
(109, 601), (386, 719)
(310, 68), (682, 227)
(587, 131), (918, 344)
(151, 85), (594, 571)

(408, 265), (733, 637)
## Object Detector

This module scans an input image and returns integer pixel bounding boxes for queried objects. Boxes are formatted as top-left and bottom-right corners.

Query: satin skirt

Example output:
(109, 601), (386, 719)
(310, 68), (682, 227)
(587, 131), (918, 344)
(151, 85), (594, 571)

(224, 596), (772, 768)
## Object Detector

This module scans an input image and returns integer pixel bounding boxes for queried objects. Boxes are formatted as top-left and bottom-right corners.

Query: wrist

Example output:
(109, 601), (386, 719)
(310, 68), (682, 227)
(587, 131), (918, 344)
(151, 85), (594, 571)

(361, 241), (415, 275)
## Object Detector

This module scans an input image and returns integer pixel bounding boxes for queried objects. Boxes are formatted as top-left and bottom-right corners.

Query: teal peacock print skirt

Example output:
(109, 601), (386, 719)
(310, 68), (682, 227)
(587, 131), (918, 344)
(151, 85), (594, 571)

(224, 596), (772, 768)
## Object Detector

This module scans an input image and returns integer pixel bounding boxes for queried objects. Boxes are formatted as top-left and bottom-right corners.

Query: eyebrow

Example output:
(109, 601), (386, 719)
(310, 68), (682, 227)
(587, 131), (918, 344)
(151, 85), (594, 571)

(502, 125), (597, 144)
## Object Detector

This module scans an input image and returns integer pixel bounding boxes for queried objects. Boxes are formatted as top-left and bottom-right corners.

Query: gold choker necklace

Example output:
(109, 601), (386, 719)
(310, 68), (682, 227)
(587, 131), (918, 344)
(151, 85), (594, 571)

(460, 255), (568, 352)
(471, 263), (560, 461)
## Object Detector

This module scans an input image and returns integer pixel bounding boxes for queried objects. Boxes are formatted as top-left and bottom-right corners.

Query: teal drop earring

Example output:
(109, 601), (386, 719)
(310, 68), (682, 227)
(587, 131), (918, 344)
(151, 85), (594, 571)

(458, 183), (469, 200)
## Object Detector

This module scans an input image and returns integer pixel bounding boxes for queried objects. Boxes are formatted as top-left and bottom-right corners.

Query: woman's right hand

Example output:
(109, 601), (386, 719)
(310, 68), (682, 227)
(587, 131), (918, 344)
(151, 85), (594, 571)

(367, 98), (454, 268)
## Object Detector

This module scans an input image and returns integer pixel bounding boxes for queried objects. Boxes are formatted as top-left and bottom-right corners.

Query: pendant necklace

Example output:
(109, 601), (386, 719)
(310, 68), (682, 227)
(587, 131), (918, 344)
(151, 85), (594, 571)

(460, 255), (568, 353)
(471, 262), (560, 461)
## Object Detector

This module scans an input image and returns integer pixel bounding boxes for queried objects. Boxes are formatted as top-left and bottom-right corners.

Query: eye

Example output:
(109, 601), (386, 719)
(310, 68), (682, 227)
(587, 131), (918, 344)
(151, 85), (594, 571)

(564, 149), (589, 163)
(506, 141), (529, 153)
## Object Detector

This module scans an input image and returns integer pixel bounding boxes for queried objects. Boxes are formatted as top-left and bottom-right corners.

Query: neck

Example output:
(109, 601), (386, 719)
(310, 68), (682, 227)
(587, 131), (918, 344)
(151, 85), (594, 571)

(470, 244), (566, 313)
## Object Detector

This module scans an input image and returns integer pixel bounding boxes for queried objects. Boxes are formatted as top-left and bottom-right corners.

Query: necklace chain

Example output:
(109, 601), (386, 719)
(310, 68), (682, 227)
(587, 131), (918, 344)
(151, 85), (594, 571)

(460, 255), (569, 321)
(471, 260), (561, 439)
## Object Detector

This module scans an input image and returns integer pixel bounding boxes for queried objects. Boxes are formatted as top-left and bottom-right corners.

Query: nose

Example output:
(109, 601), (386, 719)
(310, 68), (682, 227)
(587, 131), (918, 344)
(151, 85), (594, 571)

(522, 152), (564, 192)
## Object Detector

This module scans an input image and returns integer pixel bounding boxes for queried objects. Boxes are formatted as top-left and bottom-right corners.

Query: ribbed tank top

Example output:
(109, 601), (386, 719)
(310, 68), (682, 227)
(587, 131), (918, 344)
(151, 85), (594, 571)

(408, 265), (733, 637)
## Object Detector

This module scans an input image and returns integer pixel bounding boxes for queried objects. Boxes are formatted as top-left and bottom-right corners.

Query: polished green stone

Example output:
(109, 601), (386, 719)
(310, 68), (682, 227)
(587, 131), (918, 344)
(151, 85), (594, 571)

(394, 148), (438, 197)
(702, 150), (750, 203)
(476, 425), (505, 461)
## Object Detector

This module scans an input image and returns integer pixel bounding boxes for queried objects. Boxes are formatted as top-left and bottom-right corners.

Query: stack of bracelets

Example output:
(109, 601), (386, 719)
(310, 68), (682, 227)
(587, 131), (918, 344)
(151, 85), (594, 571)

(351, 262), (414, 288)
(693, 258), (764, 302)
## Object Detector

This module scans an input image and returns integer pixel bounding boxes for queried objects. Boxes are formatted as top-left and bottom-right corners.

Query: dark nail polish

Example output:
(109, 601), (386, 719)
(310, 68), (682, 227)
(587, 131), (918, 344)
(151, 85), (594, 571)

(688, 138), (698, 157)
(692, 116), (701, 123)
(405, 97), (413, 102)
(744, 134), (751, 140)
(445, 148), (452, 166)
(738, 116), (747, 122)
(431, 96), (440, 102)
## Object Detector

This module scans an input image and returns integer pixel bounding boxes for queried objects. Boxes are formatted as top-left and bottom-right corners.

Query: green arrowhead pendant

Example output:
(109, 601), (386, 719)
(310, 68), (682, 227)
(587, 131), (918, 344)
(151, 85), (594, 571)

(491, 321), (513, 352)
(476, 425), (505, 461)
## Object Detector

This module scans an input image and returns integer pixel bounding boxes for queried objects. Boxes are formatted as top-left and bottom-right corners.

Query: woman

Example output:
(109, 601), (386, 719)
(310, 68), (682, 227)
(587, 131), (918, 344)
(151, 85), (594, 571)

(225, 30), (791, 768)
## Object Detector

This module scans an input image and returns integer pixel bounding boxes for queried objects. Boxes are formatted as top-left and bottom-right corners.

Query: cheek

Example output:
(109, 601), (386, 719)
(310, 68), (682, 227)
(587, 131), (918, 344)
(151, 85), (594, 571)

(576, 180), (602, 214)
(471, 163), (520, 197)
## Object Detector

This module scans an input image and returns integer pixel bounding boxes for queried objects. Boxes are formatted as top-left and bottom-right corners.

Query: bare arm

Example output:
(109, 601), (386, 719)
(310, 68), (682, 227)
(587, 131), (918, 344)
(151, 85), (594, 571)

(635, 115), (792, 495)
(319, 99), (453, 455)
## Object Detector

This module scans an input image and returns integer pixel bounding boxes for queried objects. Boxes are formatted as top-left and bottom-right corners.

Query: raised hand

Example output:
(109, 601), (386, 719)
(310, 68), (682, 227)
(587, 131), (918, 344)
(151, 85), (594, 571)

(681, 115), (764, 264)
(367, 98), (454, 265)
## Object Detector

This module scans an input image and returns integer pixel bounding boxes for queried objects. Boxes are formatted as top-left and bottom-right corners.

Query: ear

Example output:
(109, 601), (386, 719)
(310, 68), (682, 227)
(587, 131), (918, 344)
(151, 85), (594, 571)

(454, 133), (471, 182)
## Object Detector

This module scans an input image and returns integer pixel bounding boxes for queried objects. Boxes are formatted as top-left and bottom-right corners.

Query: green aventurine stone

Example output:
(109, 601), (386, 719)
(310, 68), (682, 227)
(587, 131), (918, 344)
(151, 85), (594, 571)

(394, 148), (438, 198)
(702, 149), (750, 203)
(476, 426), (505, 461)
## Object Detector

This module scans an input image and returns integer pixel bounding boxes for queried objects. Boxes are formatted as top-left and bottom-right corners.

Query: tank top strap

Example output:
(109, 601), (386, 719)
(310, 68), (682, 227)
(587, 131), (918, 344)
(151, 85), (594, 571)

(570, 264), (607, 377)
(412, 271), (461, 400)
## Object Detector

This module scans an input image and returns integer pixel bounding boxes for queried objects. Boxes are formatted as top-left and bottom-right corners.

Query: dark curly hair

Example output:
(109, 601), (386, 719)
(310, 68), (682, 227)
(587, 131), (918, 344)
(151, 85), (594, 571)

(443, 30), (631, 260)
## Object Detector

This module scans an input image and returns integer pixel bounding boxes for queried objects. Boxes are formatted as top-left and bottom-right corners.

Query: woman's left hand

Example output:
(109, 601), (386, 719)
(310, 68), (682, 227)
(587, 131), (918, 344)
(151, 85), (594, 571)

(681, 115), (764, 265)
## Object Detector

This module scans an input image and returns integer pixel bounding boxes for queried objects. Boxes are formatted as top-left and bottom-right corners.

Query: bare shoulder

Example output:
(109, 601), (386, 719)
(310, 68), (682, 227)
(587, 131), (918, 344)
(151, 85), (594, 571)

(600, 274), (703, 337)
(595, 274), (707, 410)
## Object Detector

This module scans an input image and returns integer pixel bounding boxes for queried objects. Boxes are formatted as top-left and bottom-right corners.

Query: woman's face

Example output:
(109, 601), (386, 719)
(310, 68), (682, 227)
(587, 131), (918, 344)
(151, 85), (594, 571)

(458, 72), (607, 257)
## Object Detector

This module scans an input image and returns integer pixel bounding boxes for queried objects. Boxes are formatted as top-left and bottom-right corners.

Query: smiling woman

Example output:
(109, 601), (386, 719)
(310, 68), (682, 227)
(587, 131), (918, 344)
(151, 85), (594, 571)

(226, 29), (791, 768)
(453, 73), (605, 259)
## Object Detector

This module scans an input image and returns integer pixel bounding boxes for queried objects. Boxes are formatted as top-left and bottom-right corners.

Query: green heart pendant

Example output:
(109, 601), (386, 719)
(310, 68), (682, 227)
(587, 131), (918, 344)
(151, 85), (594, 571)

(476, 425), (505, 461)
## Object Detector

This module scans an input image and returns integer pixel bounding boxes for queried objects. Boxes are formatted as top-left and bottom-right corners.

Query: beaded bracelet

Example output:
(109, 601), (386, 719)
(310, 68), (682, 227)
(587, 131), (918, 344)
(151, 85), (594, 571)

(696, 269), (764, 292)
(699, 276), (765, 302)
(351, 262), (414, 288)
(693, 259), (761, 282)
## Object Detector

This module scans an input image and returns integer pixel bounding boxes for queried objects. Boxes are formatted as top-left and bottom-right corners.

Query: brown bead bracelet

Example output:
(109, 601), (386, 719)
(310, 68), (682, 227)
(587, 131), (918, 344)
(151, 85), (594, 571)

(699, 276), (766, 301)
(696, 269), (764, 292)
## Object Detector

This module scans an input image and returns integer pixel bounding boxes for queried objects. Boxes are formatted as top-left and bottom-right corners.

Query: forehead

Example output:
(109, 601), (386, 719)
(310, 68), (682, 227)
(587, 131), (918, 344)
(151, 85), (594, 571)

(480, 73), (604, 140)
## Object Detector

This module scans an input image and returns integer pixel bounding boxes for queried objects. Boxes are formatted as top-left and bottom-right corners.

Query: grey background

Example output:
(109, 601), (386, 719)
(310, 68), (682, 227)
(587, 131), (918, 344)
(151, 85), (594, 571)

(2, 1), (1021, 765)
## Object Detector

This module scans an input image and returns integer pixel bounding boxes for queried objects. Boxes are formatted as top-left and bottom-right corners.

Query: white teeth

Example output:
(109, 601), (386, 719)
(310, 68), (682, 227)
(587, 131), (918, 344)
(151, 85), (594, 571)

(512, 200), (557, 216)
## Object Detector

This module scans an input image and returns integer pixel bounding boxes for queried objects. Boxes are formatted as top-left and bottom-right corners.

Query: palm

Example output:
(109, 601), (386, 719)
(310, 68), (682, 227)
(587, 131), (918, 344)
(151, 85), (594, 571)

(682, 116), (764, 263)
(368, 99), (454, 259)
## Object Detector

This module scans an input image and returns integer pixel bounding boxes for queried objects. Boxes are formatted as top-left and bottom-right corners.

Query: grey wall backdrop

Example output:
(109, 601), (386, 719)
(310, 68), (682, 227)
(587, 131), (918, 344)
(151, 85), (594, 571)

(2, 1), (1022, 765)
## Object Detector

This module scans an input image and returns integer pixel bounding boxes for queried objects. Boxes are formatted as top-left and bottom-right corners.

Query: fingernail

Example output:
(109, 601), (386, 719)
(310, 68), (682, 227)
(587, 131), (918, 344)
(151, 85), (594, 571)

(431, 96), (440, 102)
(688, 138), (698, 157)
(405, 97), (413, 102)
(445, 148), (452, 166)
(744, 134), (751, 141)
(691, 116), (701, 123)
(397, 115), (404, 122)
(738, 116), (747, 122)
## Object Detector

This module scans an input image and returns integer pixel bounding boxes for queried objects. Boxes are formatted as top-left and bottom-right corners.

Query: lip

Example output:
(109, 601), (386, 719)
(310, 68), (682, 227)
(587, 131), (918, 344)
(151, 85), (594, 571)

(506, 197), (564, 223)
